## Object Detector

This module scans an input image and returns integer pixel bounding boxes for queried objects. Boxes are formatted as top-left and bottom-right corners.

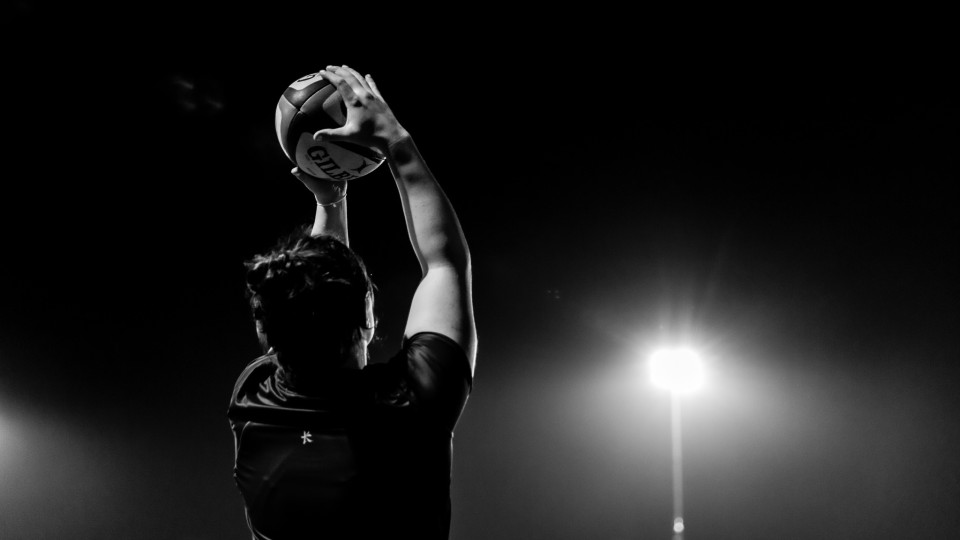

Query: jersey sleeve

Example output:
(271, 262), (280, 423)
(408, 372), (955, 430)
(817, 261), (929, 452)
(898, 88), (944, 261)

(398, 331), (473, 432)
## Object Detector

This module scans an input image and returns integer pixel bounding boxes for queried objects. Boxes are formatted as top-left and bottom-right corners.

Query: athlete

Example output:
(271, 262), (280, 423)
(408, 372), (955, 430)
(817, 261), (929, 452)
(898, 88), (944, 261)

(228, 65), (477, 539)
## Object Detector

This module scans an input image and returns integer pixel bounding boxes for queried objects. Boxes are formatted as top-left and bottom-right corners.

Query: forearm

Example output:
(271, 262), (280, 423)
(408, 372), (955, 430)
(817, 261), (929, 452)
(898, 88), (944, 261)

(310, 198), (348, 245)
(388, 134), (469, 274)
(292, 168), (350, 244)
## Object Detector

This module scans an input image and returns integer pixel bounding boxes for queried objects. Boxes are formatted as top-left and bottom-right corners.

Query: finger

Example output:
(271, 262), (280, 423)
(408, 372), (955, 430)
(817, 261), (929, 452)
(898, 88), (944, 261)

(291, 167), (316, 182)
(318, 68), (358, 105)
(313, 126), (350, 142)
(341, 65), (372, 93)
(317, 65), (340, 81)
(365, 74), (384, 100)
(332, 65), (366, 98)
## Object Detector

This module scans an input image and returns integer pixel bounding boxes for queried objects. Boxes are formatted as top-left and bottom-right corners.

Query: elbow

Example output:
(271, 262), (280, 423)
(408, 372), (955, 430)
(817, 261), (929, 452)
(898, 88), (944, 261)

(449, 241), (471, 270)
(425, 242), (470, 273)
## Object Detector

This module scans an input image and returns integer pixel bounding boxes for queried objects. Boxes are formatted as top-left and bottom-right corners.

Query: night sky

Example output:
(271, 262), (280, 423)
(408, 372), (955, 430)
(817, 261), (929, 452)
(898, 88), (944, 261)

(2, 6), (958, 539)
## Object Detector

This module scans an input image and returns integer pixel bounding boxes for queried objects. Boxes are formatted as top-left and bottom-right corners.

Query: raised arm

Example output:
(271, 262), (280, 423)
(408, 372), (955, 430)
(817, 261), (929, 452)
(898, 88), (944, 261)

(387, 136), (476, 369)
(313, 65), (477, 372)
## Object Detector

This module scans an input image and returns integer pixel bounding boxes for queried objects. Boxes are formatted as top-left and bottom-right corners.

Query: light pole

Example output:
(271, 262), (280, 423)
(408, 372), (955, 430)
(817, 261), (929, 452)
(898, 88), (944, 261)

(650, 347), (704, 540)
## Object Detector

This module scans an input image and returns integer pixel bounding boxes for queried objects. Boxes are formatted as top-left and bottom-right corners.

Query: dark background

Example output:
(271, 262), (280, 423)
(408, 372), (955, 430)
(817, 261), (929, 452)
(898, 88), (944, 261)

(2, 5), (958, 539)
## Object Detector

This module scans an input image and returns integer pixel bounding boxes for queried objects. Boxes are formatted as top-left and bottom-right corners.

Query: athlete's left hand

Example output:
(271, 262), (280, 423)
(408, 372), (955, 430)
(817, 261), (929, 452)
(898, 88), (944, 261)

(313, 65), (407, 153)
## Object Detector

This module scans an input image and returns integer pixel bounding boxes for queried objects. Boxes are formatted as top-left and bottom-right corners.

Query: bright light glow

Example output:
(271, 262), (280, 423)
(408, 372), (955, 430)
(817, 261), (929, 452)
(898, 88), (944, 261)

(673, 517), (685, 533)
(0, 413), (21, 469)
(650, 347), (704, 393)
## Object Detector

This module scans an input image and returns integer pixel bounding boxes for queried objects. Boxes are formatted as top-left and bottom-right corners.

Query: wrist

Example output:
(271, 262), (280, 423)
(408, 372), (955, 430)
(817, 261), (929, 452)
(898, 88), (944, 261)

(313, 183), (347, 206)
(316, 193), (346, 207)
(378, 126), (411, 154)
(382, 131), (417, 166)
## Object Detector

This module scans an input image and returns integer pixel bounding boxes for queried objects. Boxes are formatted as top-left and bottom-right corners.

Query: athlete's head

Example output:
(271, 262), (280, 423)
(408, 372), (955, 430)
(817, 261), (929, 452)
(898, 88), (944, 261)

(245, 227), (375, 373)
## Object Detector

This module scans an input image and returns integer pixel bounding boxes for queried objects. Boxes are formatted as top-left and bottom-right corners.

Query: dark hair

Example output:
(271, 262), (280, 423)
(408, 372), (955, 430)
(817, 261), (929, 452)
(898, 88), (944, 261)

(245, 226), (374, 373)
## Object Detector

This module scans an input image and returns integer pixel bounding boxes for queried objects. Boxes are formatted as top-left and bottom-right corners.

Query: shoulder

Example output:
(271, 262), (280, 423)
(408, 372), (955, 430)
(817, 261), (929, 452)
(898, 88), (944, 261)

(378, 332), (473, 430)
(229, 354), (278, 410)
(402, 332), (473, 392)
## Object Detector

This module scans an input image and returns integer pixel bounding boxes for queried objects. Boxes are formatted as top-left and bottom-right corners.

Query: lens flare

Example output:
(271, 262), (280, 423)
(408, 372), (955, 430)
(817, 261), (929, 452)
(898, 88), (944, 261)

(650, 347), (704, 393)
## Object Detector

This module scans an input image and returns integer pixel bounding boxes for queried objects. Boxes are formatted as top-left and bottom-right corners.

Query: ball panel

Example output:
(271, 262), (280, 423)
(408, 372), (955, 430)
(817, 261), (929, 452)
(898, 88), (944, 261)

(325, 143), (380, 177)
(321, 87), (346, 126)
(288, 72), (323, 91)
(295, 136), (352, 180)
(282, 73), (330, 109)
(294, 137), (384, 181)
(328, 140), (385, 163)
(275, 97), (299, 161)
(300, 83), (341, 121)
(285, 109), (340, 165)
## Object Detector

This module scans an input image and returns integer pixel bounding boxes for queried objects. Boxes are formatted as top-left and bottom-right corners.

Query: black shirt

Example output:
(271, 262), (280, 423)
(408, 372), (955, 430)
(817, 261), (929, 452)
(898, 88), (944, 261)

(228, 332), (472, 540)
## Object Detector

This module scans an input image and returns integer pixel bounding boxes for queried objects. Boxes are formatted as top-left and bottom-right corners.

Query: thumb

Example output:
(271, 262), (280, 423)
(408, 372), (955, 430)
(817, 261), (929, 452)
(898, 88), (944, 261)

(291, 167), (321, 188)
(290, 167), (311, 181)
(313, 127), (350, 142)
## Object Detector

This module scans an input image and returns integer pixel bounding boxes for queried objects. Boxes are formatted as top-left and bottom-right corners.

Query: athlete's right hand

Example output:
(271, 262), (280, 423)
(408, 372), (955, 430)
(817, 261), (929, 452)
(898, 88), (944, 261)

(291, 167), (346, 205)
(313, 65), (408, 153)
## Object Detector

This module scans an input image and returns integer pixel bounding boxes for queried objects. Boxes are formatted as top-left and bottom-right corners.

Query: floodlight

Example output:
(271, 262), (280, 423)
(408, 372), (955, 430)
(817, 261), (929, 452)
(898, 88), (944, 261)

(650, 347), (704, 394)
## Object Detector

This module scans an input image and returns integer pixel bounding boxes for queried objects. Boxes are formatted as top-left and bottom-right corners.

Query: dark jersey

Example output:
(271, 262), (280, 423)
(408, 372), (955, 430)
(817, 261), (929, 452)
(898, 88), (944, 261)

(228, 332), (472, 540)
